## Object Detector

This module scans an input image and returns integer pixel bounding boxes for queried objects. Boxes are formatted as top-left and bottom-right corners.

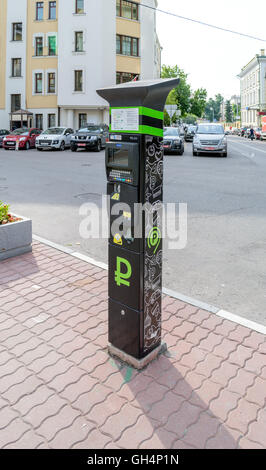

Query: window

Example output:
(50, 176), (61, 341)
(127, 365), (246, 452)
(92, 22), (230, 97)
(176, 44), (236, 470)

(116, 72), (139, 84)
(75, 0), (84, 14)
(12, 23), (22, 41)
(79, 113), (87, 128)
(36, 114), (43, 129)
(35, 73), (43, 94)
(47, 73), (56, 93)
(75, 32), (83, 52)
(36, 2), (44, 20)
(48, 114), (56, 127)
(35, 37), (43, 56)
(12, 58), (22, 77)
(116, 35), (139, 56)
(11, 94), (21, 112)
(48, 36), (56, 55)
(116, 0), (138, 20)
(74, 70), (83, 92)
(49, 1), (56, 19)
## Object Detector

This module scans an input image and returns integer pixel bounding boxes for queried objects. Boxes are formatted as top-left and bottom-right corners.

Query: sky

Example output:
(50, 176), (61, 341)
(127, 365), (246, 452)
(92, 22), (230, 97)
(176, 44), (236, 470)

(156, 0), (266, 100)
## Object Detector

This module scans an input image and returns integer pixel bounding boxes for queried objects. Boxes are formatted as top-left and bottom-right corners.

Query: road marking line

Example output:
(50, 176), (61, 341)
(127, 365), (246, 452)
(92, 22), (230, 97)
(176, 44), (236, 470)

(229, 140), (266, 155)
(33, 234), (266, 336)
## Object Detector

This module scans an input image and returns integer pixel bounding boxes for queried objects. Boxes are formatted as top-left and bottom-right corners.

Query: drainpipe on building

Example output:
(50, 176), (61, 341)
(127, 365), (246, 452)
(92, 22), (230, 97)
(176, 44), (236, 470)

(58, 106), (60, 126)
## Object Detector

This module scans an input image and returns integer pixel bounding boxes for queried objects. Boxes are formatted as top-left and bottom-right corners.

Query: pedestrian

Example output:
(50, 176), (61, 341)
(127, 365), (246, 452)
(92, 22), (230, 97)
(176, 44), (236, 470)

(250, 127), (255, 141)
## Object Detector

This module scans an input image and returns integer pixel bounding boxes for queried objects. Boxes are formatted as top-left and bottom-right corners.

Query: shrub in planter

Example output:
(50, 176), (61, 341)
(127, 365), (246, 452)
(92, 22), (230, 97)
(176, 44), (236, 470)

(0, 201), (21, 225)
(0, 201), (32, 260)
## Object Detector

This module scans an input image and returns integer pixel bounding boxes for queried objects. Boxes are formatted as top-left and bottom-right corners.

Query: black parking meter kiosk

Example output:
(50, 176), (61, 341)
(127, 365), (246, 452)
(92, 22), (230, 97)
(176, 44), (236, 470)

(97, 78), (179, 366)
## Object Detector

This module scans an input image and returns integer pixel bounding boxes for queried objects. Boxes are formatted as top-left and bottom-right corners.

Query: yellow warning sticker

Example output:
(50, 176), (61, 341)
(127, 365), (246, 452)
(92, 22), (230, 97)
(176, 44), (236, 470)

(111, 193), (120, 201)
(113, 233), (123, 245)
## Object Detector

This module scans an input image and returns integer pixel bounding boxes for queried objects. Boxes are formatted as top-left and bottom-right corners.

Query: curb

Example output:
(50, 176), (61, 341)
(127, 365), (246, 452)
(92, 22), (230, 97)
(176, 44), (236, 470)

(33, 234), (266, 336)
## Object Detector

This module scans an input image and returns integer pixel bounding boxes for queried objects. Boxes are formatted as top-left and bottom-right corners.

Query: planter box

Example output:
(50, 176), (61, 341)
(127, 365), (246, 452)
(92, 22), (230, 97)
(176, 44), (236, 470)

(0, 216), (32, 261)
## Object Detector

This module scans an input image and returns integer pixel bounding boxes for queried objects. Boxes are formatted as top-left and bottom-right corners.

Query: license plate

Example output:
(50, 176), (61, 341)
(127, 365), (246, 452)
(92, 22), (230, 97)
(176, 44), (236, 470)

(7, 142), (14, 145)
(205, 147), (215, 150)
(78, 143), (86, 147)
(163, 145), (170, 149)
(42, 143), (49, 145)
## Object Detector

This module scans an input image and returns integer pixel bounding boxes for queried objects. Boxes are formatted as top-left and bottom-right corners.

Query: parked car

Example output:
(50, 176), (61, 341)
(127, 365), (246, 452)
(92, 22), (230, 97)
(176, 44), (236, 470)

(35, 127), (74, 151)
(260, 130), (266, 141)
(193, 123), (227, 157)
(244, 128), (251, 138)
(254, 128), (262, 140)
(232, 128), (239, 135)
(70, 124), (108, 152)
(185, 125), (197, 142)
(163, 127), (184, 155)
(0, 129), (10, 147)
(3, 128), (41, 150)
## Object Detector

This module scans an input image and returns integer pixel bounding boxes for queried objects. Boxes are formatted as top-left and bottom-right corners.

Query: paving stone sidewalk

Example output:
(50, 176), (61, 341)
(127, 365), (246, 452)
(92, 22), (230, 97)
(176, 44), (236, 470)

(0, 241), (265, 449)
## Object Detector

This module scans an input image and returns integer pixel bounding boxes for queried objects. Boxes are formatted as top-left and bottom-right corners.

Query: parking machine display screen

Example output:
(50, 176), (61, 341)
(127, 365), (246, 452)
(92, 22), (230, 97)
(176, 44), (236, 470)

(108, 148), (129, 167)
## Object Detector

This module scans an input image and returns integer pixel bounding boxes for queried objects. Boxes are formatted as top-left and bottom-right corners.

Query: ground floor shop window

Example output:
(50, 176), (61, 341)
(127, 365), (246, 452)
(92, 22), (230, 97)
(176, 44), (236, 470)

(79, 113), (87, 128)
(48, 114), (56, 128)
(36, 114), (43, 130)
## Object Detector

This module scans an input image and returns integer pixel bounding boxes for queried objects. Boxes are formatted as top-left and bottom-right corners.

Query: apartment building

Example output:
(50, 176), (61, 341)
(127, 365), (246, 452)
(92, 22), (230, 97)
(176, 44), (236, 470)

(0, 0), (161, 130)
(238, 50), (266, 128)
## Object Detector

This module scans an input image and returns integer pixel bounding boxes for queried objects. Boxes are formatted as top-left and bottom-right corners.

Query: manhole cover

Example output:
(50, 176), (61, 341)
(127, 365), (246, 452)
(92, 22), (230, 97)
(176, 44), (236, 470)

(81, 164), (91, 167)
(0, 186), (8, 191)
(0, 178), (6, 181)
(74, 192), (102, 201)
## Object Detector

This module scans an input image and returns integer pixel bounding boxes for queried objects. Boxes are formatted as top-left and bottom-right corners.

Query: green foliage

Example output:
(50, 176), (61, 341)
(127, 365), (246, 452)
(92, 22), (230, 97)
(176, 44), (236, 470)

(225, 100), (233, 123)
(205, 94), (224, 122)
(190, 88), (208, 118)
(0, 201), (9, 224)
(161, 65), (191, 117)
(183, 114), (198, 125)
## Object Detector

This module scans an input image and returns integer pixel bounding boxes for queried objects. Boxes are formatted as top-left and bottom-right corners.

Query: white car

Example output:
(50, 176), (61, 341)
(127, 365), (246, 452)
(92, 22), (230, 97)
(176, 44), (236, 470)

(35, 127), (74, 151)
(193, 123), (227, 157)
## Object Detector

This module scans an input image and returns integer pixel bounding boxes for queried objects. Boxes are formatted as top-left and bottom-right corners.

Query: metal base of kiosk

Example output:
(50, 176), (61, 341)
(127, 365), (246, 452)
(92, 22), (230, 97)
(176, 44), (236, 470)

(108, 342), (167, 370)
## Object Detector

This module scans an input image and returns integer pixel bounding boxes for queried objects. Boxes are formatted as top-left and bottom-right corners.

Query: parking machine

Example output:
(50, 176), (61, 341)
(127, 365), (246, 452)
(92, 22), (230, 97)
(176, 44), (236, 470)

(97, 78), (179, 367)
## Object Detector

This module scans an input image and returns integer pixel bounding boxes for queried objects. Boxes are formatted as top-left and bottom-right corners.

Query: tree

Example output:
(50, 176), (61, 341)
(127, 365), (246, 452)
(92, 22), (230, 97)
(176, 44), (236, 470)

(161, 65), (191, 117)
(190, 88), (207, 118)
(225, 100), (233, 123)
(183, 114), (198, 125)
(205, 94), (224, 121)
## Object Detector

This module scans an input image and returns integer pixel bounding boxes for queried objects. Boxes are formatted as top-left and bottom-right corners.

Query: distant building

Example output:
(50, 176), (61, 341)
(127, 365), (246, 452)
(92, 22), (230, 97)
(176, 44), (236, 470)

(238, 49), (266, 127)
(0, 0), (161, 130)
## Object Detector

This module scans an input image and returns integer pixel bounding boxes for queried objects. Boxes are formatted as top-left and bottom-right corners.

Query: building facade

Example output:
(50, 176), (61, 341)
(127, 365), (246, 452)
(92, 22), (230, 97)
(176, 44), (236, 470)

(0, 0), (161, 130)
(238, 50), (266, 128)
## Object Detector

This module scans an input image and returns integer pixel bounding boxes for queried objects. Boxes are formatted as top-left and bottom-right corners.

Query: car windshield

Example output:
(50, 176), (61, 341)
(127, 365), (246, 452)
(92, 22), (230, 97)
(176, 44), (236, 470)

(164, 128), (179, 136)
(10, 128), (29, 135)
(197, 125), (224, 135)
(42, 128), (65, 135)
(79, 126), (101, 133)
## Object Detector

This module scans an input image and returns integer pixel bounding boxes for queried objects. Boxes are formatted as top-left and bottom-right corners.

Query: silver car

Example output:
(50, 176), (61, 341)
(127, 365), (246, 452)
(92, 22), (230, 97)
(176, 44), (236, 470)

(193, 123), (227, 157)
(35, 127), (74, 151)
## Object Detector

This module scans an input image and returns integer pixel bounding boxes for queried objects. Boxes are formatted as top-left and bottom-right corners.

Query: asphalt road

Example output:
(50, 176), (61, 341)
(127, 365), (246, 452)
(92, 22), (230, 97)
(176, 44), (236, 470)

(1, 136), (266, 325)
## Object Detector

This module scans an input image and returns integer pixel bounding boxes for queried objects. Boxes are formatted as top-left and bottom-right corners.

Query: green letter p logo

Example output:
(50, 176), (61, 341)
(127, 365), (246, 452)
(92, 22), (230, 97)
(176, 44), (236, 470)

(115, 257), (132, 287)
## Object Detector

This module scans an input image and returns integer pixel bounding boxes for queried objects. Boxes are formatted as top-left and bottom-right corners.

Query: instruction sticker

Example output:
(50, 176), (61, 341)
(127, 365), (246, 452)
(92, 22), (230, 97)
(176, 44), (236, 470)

(111, 108), (139, 132)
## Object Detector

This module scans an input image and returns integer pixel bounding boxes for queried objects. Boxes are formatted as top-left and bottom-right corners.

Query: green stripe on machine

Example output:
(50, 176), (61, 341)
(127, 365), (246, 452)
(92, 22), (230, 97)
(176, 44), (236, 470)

(109, 125), (163, 137)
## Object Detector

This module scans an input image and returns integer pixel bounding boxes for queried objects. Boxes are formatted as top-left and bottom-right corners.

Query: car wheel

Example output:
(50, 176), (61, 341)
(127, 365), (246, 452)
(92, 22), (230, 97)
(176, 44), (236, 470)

(25, 141), (30, 150)
(60, 141), (65, 151)
(71, 146), (77, 152)
(193, 150), (198, 156)
(37, 148), (43, 151)
(95, 140), (101, 152)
